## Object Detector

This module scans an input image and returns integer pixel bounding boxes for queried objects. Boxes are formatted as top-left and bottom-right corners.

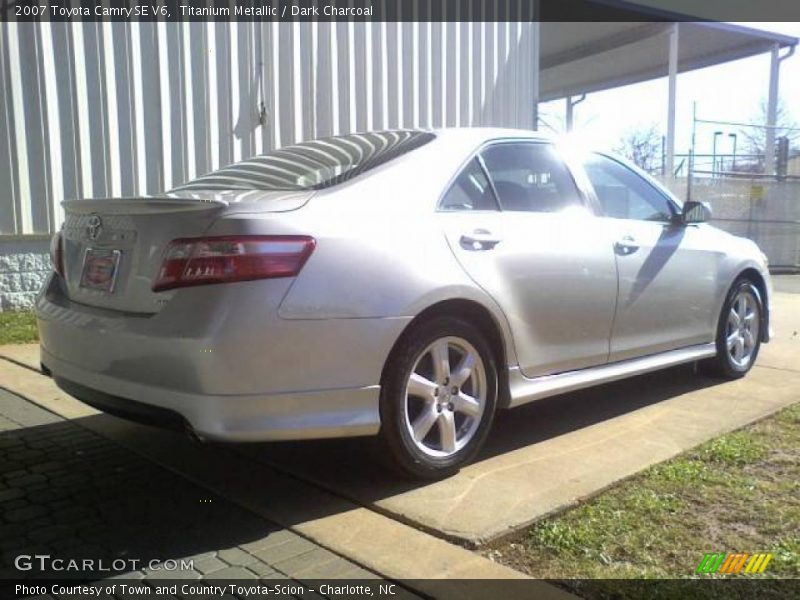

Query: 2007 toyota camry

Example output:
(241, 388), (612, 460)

(36, 129), (772, 479)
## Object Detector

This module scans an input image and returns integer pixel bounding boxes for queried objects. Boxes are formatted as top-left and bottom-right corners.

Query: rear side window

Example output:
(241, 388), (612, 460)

(171, 130), (435, 192)
(480, 143), (583, 212)
(440, 158), (500, 211)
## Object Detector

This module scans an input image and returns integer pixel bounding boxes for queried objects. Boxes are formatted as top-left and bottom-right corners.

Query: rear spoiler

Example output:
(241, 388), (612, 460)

(63, 196), (229, 215)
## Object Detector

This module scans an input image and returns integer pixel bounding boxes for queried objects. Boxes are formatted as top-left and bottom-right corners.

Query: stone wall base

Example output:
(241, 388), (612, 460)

(0, 240), (51, 311)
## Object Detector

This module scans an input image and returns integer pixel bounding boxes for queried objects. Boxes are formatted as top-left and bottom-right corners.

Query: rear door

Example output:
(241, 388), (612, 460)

(439, 142), (618, 377)
(581, 153), (721, 361)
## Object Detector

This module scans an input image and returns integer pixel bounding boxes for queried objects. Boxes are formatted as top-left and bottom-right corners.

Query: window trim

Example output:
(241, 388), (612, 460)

(475, 153), (503, 210)
(438, 156), (502, 213)
(585, 152), (681, 223)
(436, 139), (593, 214)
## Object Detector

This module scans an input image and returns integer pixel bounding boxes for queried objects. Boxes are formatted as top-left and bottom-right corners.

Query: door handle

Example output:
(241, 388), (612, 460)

(614, 235), (639, 255)
(460, 229), (501, 251)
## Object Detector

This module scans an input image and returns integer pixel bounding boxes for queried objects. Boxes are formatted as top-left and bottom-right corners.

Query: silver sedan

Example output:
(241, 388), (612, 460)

(36, 128), (772, 478)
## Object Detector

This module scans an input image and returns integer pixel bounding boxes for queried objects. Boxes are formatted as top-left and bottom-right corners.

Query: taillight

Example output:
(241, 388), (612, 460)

(152, 235), (315, 292)
(49, 231), (64, 277)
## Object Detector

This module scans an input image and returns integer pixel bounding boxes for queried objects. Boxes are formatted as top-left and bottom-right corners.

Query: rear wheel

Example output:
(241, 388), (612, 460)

(379, 317), (498, 479)
(702, 279), (763, 379)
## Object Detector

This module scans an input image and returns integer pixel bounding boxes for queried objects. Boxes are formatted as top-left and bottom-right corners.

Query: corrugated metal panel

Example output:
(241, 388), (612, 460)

(0, 20), (538, 235)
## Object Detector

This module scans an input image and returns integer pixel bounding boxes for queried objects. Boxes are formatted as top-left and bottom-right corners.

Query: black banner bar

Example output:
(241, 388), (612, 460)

(3, 0), (800, 23)
(5, 578), (800, 600)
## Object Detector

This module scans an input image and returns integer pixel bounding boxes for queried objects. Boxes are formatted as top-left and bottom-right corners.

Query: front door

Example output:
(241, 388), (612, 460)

(581, 153), (721, 362)
(439, 142), (618, 377)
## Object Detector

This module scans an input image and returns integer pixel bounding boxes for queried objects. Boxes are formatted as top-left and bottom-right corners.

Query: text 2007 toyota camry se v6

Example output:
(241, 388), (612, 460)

(37, 129), (773, 479)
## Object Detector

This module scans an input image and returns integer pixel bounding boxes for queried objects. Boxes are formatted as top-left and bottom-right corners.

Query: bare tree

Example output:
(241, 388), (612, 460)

(739, 98), (800, 161)
(613, 124), (663, 172)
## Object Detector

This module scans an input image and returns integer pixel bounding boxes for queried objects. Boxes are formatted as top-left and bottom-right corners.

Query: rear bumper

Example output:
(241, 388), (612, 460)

(44, 347), (380, 441)
(54, 376), (189, 433)
(36, 274), (408, 441)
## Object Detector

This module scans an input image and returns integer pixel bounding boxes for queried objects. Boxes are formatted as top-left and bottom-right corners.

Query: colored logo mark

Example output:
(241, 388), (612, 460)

(696, 552), (773, 574)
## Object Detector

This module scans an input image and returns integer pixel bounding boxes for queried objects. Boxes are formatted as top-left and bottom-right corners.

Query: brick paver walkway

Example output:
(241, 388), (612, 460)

(0, 388), (378, 586)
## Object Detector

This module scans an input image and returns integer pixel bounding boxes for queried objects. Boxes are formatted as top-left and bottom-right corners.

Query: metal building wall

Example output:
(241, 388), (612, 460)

(0, 20), (538, 237)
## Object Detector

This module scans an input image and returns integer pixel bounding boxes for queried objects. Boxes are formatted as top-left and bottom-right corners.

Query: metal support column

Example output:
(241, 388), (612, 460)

(565, 94), (586, 132)
(532, 21), (540, 130)
(665, 23), (679, 179)
(765, 43), (780, 175)
(565, 97), (573, 132)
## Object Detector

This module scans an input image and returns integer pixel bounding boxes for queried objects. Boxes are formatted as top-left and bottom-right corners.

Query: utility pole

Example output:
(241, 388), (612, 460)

(777, 136), (790, 180)
(712, 131), (723, 177)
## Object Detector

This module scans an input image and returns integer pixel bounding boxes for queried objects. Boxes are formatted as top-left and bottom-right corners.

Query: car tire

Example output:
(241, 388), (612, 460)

(378, 316), (498, 480)
(701, 278), (763, 379)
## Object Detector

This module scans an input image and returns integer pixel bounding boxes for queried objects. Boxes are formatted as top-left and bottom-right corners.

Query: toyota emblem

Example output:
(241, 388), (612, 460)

(86, 215), (103, 241)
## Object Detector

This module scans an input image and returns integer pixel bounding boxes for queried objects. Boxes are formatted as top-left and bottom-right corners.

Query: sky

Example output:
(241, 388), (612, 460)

(538, 22), (800, 164)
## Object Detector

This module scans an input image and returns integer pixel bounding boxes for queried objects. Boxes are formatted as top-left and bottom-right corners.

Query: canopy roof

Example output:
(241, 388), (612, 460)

(540, 22), (798, 102)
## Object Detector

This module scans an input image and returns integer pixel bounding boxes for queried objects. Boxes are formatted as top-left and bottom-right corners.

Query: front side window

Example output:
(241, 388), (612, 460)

(440, 158), (499, 211)
(583, 153), (676, 222)
(171, 130), (435, 192)
(480, 143), (583, 212)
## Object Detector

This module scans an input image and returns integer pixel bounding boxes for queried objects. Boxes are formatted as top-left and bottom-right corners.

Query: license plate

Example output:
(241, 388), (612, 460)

(80, 248), (121, 292)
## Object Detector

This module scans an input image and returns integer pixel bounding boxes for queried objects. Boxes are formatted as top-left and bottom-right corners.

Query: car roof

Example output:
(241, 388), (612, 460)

(430, 127), (554, 145)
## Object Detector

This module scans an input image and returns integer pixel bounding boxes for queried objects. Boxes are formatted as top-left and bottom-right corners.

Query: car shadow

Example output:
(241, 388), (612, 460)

(623, 225), (685, 308)
(235, 363), (728, 503)
(485, 362), (717, 458)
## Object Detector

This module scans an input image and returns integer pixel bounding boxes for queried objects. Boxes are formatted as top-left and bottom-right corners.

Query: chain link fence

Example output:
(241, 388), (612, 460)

(661, 176), (800, 270)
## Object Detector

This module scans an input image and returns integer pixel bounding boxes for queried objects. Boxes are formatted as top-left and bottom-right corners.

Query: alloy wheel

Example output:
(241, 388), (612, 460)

(403, 336), (487, 458)
(725, 289), (760, 369)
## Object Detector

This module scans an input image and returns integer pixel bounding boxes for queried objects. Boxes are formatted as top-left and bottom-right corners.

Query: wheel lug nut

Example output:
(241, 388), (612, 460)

(451, 387), (458, 394)
(434, 388), (439, 396)
(448, 403), (454, 411)
(436, 404), (442, 413)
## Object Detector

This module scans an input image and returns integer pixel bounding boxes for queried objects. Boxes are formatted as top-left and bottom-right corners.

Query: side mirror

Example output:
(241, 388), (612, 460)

(680, 200), (711, 225)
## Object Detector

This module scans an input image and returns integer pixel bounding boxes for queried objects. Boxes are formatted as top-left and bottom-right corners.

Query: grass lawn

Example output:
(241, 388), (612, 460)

(0, 311), (38, 345)
(481, 402), (800, 584)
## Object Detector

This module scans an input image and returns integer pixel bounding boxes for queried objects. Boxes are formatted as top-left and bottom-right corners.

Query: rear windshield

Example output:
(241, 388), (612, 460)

(171, 130), (435, 192)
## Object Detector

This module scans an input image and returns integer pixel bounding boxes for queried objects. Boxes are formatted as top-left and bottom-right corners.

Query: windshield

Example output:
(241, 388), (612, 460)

(171, 130), (435, 192)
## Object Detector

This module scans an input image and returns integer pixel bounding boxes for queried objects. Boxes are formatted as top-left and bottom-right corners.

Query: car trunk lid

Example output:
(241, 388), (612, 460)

(60, 191), (313, 314)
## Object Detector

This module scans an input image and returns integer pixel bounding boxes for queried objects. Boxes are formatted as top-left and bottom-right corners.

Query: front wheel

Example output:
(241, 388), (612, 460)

(702, 279), (763, 379)
(379, 317), (498, 479)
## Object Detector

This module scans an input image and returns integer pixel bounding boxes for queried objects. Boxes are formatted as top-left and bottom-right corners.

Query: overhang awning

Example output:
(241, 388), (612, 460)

(540, 22), (798, 102)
